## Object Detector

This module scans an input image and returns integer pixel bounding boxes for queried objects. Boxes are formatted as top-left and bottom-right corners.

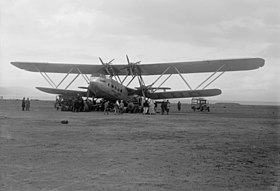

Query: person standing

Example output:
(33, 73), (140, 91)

(161, 100), (165, 115)
(149, 99), (155, 115)
(83, 99), (89, 112)
(154, 101), (158, 113)
(104, 101), (109, 115)
(143, 99), (149, 114)
(166, 100), (171, 115)
(114, 100), (120, 115)
(21, 97), (26, 111)
(177, 101), (181, 112)
(119, 100), (124, 114)
(26, 98), (30, 111)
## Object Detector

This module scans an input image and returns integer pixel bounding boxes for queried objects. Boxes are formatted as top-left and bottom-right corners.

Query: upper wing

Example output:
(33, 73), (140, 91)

(135, 58), (264, 75)
(11, 62), (104, 74)
(147, 89), (222, 100)
(11, 58), (264, 75)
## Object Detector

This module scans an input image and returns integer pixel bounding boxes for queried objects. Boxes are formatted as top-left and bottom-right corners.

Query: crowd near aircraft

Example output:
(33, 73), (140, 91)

(11, 56), (265, 102)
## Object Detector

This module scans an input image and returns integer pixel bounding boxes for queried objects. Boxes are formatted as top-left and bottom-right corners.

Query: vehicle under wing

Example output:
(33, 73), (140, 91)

(36, 87), (87, 97)
(147, 89), (222, 100)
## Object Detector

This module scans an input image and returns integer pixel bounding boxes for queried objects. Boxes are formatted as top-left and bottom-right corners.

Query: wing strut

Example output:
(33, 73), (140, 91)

(65, 74), (80, 89)
(126, 76), (136, 87)
(56, 67), (74, 88)
(148, 65), (193, 91)
(195, 64), (226, 90)
(33, 64), (90, 90)
(76, 67), (90, 84)
(153, 74), (172, 92)
(173, 66), (192, 90)
(121, 74), (129, 85)
(150, 66), (172, 87)
(40, 71), (56, 88)
(34, 65), (56, 88)
(203, 71), (225, 89)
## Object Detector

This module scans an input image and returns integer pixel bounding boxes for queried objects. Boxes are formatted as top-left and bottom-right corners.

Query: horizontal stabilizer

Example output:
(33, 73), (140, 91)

(36, 87), (87, 97)
(147, 89), (222, 100)
(78, 87), (88, 89)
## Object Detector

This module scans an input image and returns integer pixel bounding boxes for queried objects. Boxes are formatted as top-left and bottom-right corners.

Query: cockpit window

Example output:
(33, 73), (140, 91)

(91, 73), (106, 78)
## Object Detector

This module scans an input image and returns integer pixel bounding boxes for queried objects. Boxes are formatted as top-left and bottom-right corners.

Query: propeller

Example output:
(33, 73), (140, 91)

(98, 57), (116, 77)
(125, 55), (141, 76)
(134, 84), (152, 98)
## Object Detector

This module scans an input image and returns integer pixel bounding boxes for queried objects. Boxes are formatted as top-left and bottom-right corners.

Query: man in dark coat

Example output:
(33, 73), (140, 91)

(21, 97), (26, 111)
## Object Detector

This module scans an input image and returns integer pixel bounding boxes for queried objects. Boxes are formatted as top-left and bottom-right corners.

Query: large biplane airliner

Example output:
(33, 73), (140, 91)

(11, 56), (264, 102)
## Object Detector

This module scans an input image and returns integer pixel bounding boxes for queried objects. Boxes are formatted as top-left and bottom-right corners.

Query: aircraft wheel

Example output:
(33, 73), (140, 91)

(192, 106), (196, 111)
(127, 102), (135, 113)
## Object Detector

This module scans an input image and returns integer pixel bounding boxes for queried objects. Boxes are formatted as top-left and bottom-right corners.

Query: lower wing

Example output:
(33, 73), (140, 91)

(147, 89), (221, 99)
(36, 87), (87, 97)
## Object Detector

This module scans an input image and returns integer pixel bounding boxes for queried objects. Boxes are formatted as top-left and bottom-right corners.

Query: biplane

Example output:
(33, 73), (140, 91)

(11, 56), (265, 102)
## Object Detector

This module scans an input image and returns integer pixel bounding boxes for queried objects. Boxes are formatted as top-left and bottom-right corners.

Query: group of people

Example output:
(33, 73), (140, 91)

(55, 95), (98, 112)
(21, 97), (31, 111)
(103, 99), (157, 115)
(54, 94), (183, 115)
(104, 100), (125, 115)
(144, 100), (181, 115)
(142, 99), (177, 115)
(142, 98), (157, 115)
(160, 100), (171, 115)
(21, 94), (183, 114)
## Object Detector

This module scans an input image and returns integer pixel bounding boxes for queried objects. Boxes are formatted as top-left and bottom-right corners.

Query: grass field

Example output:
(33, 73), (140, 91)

(0, 100), (279, 190)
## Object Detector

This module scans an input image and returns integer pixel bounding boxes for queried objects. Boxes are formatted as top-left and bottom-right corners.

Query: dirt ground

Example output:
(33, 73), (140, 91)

(0, 100), (279, 191)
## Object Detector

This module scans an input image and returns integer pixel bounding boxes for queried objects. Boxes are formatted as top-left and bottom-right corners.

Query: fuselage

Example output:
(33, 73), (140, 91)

(88, 74), (129, 101)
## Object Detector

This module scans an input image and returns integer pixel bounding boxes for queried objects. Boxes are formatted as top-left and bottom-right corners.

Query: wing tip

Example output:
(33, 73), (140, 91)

(202, 88), (222, 97)
(10, 61), (20, 67)
(10, 61), (37, 72)
(255, 57), (265, 68)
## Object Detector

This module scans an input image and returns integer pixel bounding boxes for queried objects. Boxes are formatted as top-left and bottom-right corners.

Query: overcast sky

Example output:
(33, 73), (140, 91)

(0, 0), (279, 103)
